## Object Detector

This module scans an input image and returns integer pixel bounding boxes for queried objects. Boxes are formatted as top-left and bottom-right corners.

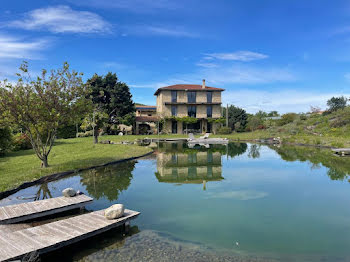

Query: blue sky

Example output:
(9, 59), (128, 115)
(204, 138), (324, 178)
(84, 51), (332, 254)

(0, 0), (350, 113)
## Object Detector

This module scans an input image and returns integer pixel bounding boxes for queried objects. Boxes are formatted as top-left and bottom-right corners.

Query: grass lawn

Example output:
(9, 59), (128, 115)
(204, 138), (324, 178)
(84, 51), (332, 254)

(0, 136), (152, 192)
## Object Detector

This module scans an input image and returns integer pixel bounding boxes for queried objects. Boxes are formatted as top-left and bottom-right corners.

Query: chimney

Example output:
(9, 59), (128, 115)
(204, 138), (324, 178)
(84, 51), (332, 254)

(202, 79), (206, 89)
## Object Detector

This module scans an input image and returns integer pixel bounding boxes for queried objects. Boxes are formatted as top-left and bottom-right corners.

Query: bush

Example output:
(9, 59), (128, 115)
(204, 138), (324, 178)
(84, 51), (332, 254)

(0, 127), (12, 156)
(12, 133), (32, 151)
(217, 127), (232, 134)
(57, 125), (77, 139)
(300, 114), (307, 120)
(77, 130), (93, 137)
(277, 113), (297, 126)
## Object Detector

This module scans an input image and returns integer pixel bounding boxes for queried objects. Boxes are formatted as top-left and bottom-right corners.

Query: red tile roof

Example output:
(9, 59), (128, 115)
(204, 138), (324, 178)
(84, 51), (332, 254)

(135, 116), (159, 122)
(154, 84), (224, 95)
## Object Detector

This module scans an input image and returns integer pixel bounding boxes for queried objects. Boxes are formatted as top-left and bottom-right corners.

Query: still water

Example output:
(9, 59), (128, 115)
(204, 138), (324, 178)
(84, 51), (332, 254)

(1, 143), (350, 261)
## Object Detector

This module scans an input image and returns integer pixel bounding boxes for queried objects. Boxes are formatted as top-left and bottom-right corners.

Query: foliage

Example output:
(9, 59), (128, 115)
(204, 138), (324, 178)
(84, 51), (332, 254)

(0, 62), (90, 167)
(81, 110), (109, 143)
(217, 126), (232, 134)
(223, 105), (248, 132)
(175, 116), (198, 124)
(267, 111), (279, 117)
(246, 116), (264, 131)
(87, 72), (135, 127)
(0, 127), (12, 156)
(57, 125), (77, 139)
(81, 162), (135, 201)
(327, 96), (347, 112)
(208, 117), (226, 124)
(12, 133), (32, 151)
(277, 113), (297, 126)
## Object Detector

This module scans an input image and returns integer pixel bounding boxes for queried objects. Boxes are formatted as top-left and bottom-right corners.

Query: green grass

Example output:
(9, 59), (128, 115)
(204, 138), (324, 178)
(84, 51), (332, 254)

(0, 136), (152, 192)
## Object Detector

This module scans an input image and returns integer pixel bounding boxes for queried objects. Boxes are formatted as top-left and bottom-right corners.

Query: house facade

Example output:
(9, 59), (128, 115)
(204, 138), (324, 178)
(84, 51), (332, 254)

(135, 105), (158, 135)
(155, 80), (224, 134)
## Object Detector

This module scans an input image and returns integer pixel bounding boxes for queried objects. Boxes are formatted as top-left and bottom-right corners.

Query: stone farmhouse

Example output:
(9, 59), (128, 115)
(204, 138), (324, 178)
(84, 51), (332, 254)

(135, 80), (224, 135)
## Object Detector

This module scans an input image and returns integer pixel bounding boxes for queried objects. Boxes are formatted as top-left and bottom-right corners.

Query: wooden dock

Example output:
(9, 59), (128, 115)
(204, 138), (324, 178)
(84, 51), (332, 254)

(0, 209), (140, 262)
(331, 148), (350, 157)
(0, 194), (93, 224)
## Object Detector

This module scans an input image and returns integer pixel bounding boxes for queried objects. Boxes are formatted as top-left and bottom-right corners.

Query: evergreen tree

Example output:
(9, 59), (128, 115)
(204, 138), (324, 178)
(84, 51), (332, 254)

(87, 72), (135, 128)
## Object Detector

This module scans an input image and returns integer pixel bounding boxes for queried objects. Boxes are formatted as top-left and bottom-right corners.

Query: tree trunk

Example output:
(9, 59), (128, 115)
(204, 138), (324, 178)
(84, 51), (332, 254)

(93, 127), (99, 144)
(42, 155), (49, 168)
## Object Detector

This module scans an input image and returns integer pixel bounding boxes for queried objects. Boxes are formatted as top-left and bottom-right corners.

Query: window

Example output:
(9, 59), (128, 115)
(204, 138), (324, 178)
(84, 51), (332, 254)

(171, 105), (177, 116)
(207, 91), (213, 103)
(207, 105), (212, 118)
(188, 106), (196, 117)
(171, 91), (177, 102)
(187, 91), (196, 103)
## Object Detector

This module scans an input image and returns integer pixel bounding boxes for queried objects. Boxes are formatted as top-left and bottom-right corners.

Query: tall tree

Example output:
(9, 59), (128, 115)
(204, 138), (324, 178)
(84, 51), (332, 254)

(0, 62), (90, 167)
(223, 106), (248, 132)
(87, 72), (135, 128)
(327, 96), (347, 112)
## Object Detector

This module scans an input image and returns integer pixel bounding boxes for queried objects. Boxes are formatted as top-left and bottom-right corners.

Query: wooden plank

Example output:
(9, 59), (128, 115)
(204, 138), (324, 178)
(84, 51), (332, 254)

(0, 209), (140, 262)
(0, 195), (93, 224)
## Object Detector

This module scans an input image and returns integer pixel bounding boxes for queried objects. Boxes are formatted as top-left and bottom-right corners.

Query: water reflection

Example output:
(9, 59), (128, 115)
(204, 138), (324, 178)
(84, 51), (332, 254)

(270, 145), (350, 182)
(154, 142), (248, 188)
(80, 161), (136, 201)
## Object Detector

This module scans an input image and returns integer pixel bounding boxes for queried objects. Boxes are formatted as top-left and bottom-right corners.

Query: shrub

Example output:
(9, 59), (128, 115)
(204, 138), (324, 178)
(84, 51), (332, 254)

(57, 125), (77, 139)
(277, 113), (297, 126)
(217, 127), (232, 134)
(77, 130), (93, 137)
(300, 114), (307, 120)
(0, 127), (12, 156)
(12, 133), (32, 151)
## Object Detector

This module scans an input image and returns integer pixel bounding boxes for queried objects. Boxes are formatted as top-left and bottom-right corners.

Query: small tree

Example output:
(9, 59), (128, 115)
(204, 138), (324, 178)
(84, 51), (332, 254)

(327, 96), (347, 112)
(0, 62), (90, 167)
(223, 106), (248, 132)
(81, 109), (109, 144)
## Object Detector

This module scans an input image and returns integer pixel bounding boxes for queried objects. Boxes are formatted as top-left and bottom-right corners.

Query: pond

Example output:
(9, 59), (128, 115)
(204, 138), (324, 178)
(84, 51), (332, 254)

(1, 142), (350, 262)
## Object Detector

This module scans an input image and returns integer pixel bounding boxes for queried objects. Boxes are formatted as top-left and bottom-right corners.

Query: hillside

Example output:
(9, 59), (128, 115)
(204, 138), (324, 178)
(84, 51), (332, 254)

(221, 107), (350, 148)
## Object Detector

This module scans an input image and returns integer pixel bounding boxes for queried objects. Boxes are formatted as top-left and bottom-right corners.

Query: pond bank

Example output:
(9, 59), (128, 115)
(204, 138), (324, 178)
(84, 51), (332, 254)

(0, 150), (153, 200)
(0, 137), (153, 197)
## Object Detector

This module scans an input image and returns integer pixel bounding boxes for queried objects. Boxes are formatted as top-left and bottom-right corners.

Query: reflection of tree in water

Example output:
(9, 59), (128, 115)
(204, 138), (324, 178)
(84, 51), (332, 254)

(270, 145), (350, 183)
(80, 161), (135, 201)
(34, 183), (52, 200)
(248, 144), (261, 159)
(226, 143), (247, 158)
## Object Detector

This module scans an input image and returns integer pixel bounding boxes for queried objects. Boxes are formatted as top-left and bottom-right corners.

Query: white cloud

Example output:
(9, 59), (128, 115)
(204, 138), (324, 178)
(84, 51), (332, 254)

(0, 34), (48, 59)
(124, 25), (197, 38)
(196, 62), (219, 68)
(8, 5), (111, 34)
(205, 51), (268, 62)
(70, 0), (179, 13)
(206, 190), (268, 200)
(222, 89), (350, 113)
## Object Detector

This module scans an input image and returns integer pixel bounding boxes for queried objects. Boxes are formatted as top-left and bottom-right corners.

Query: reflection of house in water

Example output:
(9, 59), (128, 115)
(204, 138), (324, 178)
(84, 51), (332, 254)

(155, 150), (223, 189)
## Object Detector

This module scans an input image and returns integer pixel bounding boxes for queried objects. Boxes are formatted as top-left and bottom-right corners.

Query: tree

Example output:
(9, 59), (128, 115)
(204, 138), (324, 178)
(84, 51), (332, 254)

(0, 62), (90, 167)
(87, 72), (135, 128)
(81, 109), (109, 144)
(246, 115), (264, 131)
(327, 96), (347, 112)
(268, 111), (279, 117)
(223, 106), (248, 132)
